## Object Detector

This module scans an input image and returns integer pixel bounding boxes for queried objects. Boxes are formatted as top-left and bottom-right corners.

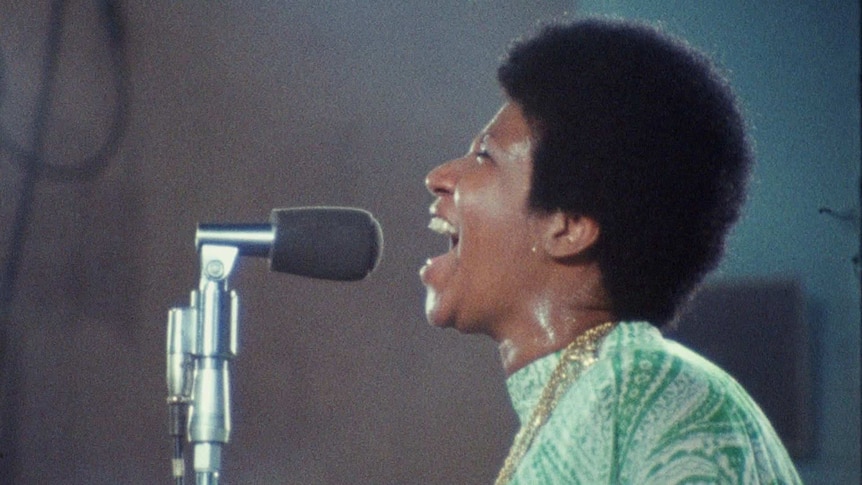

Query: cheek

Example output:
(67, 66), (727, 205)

(459, 185), (521, 233)
(459, 215), (534, 285)
(465, 197), (532, 251)
(456, 173), (536, 265)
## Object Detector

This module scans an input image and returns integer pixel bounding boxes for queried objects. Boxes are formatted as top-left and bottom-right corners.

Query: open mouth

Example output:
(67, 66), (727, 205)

(420, 215), (459, 285)
(428, 216), (459, 250)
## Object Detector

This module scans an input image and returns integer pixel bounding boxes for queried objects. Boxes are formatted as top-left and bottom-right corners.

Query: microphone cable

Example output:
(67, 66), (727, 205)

(0, 0), (130, 315)
(0, 2), (130, 483)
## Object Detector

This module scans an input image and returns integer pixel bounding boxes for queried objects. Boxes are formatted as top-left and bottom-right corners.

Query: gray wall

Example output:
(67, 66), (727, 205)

(0, 1), (857, 483)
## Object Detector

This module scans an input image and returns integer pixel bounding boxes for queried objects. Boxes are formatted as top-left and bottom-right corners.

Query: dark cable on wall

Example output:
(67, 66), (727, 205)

(0, 2), (129, 482)
(0, 0), (130, 314)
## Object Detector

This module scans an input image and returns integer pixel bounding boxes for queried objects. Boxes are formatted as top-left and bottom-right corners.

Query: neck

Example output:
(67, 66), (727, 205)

(493, 258), (614, 376)
(496, 308), (616, 376)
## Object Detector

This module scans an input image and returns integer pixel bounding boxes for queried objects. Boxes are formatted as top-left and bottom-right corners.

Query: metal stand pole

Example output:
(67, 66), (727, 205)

(167, 244), (240, 484)
(190, 245), (239, 484)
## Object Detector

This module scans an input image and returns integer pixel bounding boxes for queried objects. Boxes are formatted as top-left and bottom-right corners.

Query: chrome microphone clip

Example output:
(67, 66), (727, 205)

(165, 207), (382, 485)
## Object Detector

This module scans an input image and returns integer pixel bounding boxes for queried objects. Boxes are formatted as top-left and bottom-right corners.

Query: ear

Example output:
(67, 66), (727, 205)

(541, 211), (600, 259)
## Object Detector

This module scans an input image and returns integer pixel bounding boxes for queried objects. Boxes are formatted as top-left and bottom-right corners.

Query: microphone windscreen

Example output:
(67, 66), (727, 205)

(268, 207), (383, 281)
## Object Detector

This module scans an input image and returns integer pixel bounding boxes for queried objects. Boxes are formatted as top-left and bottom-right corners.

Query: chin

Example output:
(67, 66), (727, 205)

(424, 307), (457, 330)
(424, 289), (487, 335)
(424, 290), (450, 328)
(425, 300), (473, 332)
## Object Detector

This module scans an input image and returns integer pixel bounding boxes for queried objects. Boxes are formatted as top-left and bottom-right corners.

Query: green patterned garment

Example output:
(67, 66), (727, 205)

(504, 321), (802, 484)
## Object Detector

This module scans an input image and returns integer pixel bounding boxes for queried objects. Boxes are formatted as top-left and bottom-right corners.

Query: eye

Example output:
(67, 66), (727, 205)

(471, 133), (492, 165)
(475, 149), (490, 164)
(476, 136), (491, 164)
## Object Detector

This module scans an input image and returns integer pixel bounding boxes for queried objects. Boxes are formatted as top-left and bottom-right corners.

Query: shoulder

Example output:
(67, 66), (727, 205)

(596, 321), (750, 403)
(583, 321), (802, 484)
(594, 321), (777, 444)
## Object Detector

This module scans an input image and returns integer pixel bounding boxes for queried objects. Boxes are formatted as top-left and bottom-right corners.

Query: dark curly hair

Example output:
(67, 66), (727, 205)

(498, 18), (752, 325)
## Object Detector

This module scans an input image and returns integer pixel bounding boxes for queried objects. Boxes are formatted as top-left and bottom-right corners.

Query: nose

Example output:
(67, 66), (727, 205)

(425, 158), (458, 196)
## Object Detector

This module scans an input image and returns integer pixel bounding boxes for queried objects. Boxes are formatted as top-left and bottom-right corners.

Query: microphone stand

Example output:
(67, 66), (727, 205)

(167, 244), (241, 485)
(163, 209), (380, 483)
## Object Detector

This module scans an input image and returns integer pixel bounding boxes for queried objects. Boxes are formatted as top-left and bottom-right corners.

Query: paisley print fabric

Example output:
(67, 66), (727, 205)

(504, 321), (802, 484)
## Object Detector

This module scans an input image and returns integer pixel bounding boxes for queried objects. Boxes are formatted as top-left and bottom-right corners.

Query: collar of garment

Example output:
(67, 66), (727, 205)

(504, 321), (660, 424)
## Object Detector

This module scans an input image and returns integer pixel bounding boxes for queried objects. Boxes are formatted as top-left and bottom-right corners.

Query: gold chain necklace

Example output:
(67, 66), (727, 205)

(494, 321), (617, 485)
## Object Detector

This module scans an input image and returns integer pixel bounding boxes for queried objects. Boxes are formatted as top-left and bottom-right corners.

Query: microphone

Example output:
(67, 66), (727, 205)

(195, 207), (383, 281)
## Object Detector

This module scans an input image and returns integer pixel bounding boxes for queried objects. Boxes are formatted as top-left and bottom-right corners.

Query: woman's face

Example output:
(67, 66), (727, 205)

(420, 102), (545, 338)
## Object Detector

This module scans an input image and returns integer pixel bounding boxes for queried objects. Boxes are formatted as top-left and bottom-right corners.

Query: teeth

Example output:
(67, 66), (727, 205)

(428, 217), (457, 236)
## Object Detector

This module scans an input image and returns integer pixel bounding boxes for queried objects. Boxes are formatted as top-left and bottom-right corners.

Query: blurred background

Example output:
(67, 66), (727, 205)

(0, 1), (858, 483)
